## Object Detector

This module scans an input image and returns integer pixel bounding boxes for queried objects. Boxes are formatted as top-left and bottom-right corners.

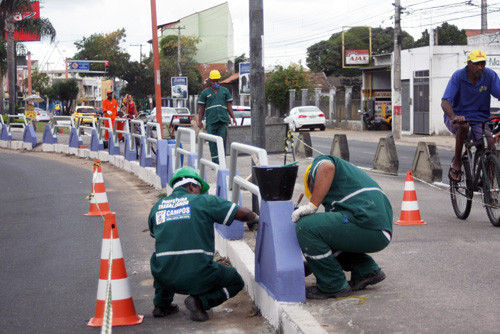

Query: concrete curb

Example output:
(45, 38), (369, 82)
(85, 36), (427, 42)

(412, 141), (443, 183)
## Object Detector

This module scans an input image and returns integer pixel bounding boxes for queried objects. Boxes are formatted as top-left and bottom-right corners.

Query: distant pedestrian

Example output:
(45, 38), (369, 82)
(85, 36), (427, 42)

(197, 70), (237, 164)
(102, 90), (118, 141)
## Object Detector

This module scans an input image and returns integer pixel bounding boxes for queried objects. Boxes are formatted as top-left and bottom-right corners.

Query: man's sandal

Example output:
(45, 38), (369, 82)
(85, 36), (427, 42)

(449, 167), (463, 182)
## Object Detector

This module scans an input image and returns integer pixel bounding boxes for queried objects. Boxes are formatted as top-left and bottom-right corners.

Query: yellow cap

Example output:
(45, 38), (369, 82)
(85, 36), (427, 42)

(468, 49), (487, 63)
(209, 70), (221, 80)
(304, 164), (312, 199)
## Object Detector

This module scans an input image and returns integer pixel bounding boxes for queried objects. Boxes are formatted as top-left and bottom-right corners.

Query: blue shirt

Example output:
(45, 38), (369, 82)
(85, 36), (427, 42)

(442, 66), (500, 120)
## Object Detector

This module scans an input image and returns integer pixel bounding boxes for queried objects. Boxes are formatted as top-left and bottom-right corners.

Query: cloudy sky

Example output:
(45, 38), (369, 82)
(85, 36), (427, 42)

(26, 0), (500, 73)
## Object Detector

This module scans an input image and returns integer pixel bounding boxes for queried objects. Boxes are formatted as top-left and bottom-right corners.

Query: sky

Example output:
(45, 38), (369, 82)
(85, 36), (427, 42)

(25, 0), (500, 73)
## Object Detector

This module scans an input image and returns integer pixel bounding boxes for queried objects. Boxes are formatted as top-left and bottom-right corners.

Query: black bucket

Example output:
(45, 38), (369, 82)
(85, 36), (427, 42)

(253, 165), (298, 201)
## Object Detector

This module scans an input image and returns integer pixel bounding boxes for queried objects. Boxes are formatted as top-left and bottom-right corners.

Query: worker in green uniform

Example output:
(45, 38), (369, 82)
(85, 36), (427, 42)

(149, 166), (259, 322)
(292, 155), (393, 299)
(197, 70), (237, 164)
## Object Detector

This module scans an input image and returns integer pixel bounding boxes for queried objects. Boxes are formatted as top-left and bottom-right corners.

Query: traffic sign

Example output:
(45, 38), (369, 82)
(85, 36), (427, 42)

(70, 61), (90, 72)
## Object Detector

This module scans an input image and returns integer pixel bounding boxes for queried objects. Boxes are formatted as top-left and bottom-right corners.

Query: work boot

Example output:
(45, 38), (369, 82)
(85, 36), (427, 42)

(152, 303), (179, 317)
(184, 295), (209, 322)
(304, 261), (313, 277)
(305, 285), (351, 300)
(349, 269), (386, 291)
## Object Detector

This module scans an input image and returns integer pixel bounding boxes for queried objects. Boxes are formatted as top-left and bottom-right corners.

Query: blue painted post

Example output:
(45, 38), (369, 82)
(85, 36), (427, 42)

(156, 139), (168, 187)
(68, 128), (82, 148)
(139, 136), (153, 167)
(123, 133), (137, 161)
(108, 132), (120, 155)
(42, 125), (57, 144)
(90, 129), (103, 151)
(1, 124), (12, 141)
(187, 152), (198, 169)
(215, 169), (244, 239)
(23, 125), (37, 148)
(255, 200), (305, 302)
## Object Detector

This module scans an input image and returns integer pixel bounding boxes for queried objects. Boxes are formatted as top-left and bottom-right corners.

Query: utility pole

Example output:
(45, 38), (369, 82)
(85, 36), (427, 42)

(249, 0), (265, 214)
(150, 0), (163, 128)
(131, 43), (144, 63)
(392, 0), (402, 139)
(164, 26), (185, 76)
(481, 0), (488, 34)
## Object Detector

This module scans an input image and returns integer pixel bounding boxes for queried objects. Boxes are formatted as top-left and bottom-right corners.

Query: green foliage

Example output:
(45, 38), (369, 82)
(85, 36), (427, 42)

(415, 22), (467, 46)
(50, 79), (79, 115)
(23, 70), (50, 97)
(73, 29), (130, 79)
(306, 26), (415, 77)
(234, 53), (249, 73)
(265, 65), (312, 116)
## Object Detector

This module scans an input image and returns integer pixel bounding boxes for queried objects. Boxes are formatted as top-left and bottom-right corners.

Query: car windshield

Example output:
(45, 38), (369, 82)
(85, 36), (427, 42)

(175, 108), (190, 115)
(77, 107), (96, 113)
(297, 107), (321, 113)
(160, 108), (177, 115)
(234, 110), (251, 118)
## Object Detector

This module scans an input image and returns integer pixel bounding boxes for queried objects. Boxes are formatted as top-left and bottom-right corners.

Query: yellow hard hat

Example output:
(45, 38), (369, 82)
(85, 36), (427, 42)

(304, 164), (312, 199)
(468, 49), (487, 63)
(209, 70), (221, 80)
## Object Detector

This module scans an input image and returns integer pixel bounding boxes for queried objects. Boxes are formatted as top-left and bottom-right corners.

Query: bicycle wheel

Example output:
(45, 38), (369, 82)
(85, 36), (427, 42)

(482, 154), (500, 226)
(450, 158), (473, 219)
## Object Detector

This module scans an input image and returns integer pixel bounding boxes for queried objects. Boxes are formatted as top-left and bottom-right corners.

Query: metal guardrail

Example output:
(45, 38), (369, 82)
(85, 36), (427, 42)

(75, 116), (97, 139)
(129, 119), (145, 152)
(113, 117), (130, 143)
(146, 122), (162, 157)
(197, 132), (226, 177)
(175, 127), (196, 169)
(51, 116), (75, 135)
(228, 142), (269, 204)
(6, 115), (27, 134)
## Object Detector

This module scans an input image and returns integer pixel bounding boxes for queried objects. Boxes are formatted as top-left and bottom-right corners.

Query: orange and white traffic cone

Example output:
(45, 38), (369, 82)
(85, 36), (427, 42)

(88, 213), (143, 327)
(396, 171), (426, 225)
(85, 160), (113, 216)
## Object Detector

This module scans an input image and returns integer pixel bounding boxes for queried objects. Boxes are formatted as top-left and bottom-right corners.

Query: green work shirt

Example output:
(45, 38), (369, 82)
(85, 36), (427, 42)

(148, 187), (239, 292)
(198, 86), (233, 125)
(309, 155), (393, 233)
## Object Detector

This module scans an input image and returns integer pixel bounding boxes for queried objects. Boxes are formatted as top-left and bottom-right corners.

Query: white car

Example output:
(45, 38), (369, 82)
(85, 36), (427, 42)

(35, 107), (50, 122)
(147, 107), (192, 127)
(284, 106), (326, 131)
(232, 105), (251, 126)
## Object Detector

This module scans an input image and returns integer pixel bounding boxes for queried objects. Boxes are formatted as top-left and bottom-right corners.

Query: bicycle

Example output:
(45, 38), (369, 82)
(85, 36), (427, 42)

(450, 118), (500, 226)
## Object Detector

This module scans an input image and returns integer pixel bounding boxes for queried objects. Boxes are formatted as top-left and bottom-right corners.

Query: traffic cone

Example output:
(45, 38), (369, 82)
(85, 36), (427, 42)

(396, 171), (427, 225)
(88, 213), (143, 327)
(85, 160), (113, 216)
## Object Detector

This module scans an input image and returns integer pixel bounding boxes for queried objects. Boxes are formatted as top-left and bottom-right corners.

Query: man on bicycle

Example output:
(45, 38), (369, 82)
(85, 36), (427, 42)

(442, 49), (500, 181)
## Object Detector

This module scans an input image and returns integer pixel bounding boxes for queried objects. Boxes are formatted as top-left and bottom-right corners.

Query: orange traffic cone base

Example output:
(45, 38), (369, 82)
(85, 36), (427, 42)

(88, 299), (144, 327)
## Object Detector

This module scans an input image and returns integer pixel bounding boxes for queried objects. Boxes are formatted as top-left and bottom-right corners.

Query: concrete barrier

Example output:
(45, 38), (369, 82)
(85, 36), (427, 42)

(412, 141), (443, 183)
(330, 134), (349, 161)
(225, 123), (288, 154)
(373, 135), (399, 175)
(295, 132), (313, 158)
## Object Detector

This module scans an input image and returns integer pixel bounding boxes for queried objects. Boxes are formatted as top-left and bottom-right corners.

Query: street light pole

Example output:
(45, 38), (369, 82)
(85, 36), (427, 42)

(150, 0), (163, 129)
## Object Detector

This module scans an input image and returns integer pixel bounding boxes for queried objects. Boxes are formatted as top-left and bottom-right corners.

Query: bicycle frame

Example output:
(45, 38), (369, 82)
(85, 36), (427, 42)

(462, 120), (491, 191)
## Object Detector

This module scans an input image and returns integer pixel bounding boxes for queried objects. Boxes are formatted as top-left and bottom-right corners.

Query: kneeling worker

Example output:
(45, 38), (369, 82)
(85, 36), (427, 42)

(292, 155), (393, 299)
(149, 166), (259, 322)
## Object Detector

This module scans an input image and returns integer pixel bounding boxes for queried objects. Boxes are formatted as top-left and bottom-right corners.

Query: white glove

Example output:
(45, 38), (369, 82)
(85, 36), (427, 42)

(106, 111), (112, 116)
(291, 203), (318, 223)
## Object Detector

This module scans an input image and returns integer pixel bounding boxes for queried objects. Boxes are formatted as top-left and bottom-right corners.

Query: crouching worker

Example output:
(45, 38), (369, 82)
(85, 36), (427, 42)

(292, 155), (393, 299)
(149, 166), (259, 322)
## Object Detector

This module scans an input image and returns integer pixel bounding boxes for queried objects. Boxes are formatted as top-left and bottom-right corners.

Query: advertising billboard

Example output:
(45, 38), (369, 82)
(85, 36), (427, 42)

(345, 50), (370, 65)
(239, 63), (250, 95)
(171, 77), (188, 99)
(13, 1), (41, 42)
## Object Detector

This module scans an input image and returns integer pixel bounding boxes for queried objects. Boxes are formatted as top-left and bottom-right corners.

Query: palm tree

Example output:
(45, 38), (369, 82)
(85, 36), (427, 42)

(1, 0), (56, 114)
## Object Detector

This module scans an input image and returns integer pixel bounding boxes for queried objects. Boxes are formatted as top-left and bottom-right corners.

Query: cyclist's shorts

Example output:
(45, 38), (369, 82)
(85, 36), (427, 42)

(444, 116), (492, 141)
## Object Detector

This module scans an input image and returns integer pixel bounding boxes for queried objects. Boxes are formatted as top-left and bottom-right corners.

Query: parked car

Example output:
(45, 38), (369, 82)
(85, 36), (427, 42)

(34, 107), (50, 122)
(72, 106), (99, 125)
(284, 106), (326, 131)
(232, 105), (251, 126)
(147, 107), (192, 127)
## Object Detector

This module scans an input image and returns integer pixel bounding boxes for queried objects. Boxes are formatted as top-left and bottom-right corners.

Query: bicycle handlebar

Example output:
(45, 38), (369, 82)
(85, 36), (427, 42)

(452, 116), (496, 124)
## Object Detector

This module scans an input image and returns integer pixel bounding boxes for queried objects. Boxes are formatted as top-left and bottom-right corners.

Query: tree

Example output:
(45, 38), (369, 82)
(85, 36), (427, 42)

(23, 69), (50, 97)
(415, 22), (467, 46)
(265, 65), (312, 116)
(0, 0), (56, 114)
(73, 29), (130, 81)
(234, 53), (249, 73)
(49, 79), (78, 115)
(306, 26), (414, 77)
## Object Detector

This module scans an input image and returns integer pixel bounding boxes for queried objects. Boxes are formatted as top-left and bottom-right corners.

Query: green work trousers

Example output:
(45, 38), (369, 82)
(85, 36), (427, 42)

(206, 121), (227, 164)
(295, 211), (390, 293)
(153, 263), (244, 310)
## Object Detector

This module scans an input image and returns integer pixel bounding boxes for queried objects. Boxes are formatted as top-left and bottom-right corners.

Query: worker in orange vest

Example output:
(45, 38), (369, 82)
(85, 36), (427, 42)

(102, 90), (118, 141)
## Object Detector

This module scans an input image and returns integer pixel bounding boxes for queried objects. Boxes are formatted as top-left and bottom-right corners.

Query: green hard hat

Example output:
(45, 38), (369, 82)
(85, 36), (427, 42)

(170, 166), (210, 194)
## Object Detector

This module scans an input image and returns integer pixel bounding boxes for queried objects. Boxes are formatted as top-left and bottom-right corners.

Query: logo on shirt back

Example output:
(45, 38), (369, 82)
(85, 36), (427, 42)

(479, 85), (488, 92)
